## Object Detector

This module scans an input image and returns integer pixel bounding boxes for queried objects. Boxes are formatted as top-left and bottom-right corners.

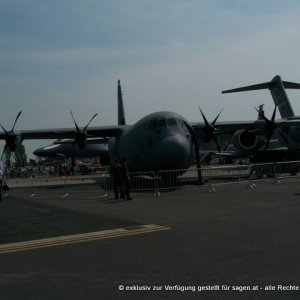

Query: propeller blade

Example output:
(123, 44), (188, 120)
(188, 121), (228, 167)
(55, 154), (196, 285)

(254, 106), (278, 147)
(1, 144), (7, 160)
(271, 106), (277, 123)
(11, 111), (22, 132)
(184, 121), (203, 184)
(0, 124), (8, 134)
(83, 113), (98, 131)
(214, 137), (221, 153)
(0, 111), (23, 153)
(212, 108), (224, 125)
(69, 111), (98, 149)
(264, 136), (271, 150)
(248, 128), (260, 134)
(70, 110), (80, 132)
(199, 107), (209, 127)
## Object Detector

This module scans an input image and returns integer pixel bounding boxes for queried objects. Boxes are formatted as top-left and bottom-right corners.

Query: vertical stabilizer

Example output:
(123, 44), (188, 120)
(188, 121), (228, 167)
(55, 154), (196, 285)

(269, 75), (294, 118)
(118, 80), (126, 125)
(222, 75), (300, 118)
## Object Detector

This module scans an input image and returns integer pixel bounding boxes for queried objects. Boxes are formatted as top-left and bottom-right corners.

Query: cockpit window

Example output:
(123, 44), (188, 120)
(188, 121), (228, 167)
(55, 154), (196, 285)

(152, 120), (157, 129)
(157, 118), (166, 127)
(167, 118), (177, 126)
(152, 117), (177, 130)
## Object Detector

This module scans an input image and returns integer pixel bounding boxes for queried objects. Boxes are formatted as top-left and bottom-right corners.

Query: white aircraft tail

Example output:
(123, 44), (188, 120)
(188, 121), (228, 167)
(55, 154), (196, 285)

(222, 75), (300, 118)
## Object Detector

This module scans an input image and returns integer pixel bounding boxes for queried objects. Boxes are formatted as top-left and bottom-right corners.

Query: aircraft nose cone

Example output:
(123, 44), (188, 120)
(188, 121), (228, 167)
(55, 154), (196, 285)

(158, 135), (192, 170)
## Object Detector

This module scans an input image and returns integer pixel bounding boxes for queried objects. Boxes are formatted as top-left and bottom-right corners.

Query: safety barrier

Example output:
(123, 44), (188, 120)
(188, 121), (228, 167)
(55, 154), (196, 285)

(4, 174), (104, 198)
(4, 161), (300, 197)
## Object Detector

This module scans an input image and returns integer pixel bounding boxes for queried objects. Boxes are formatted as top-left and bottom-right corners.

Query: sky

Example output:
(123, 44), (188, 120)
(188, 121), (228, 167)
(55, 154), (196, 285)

(1, 0), (300, 159)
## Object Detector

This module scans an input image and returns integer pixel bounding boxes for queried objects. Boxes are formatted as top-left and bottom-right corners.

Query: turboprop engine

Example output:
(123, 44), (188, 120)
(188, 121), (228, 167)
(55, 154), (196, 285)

(232, 130), (264, 152)
(0, 111), (23, 156)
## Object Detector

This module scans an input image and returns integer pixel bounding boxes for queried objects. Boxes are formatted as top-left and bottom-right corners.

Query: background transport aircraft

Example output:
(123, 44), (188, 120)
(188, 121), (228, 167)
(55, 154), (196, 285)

(222, 75), (300, 155)
(33, 139), (109, 162)
(1, 76), (300, 173)
(199, 105), (287, 163)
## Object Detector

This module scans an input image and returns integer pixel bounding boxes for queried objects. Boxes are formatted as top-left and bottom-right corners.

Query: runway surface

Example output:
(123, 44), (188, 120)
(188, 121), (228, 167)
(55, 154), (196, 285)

(1, 179), (300, 299)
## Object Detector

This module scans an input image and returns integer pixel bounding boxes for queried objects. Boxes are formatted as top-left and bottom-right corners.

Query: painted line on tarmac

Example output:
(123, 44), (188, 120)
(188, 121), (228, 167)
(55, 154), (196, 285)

(0, 224), (171, 255)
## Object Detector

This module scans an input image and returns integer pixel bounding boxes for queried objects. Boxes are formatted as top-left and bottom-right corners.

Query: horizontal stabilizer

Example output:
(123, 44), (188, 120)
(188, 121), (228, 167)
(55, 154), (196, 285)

(222, 75), (300, 94)
(222, 82), (273, 94)
(282, 81), (300, 89)
(222, 75), (300, 118)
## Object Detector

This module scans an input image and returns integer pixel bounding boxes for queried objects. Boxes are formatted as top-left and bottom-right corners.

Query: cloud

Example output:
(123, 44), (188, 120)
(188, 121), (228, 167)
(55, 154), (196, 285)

(2, 0), (300, 158)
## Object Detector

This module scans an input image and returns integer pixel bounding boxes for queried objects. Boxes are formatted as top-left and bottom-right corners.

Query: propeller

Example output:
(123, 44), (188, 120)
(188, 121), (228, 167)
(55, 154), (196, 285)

(184, 121), (203, 185)
(70, 110), (98, 149)
(0, 111), (22, 159)
(255, 106), (288, 149)
(198, 107), (223, 152)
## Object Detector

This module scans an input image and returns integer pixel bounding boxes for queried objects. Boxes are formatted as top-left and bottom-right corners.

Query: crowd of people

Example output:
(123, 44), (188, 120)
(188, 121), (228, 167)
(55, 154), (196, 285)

(1, 163), (98, 179)
(0, 158), (134, 201)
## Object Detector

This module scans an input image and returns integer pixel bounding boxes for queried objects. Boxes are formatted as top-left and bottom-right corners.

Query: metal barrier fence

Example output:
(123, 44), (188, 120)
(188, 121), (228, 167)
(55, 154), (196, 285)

(4, 161), (300, 197)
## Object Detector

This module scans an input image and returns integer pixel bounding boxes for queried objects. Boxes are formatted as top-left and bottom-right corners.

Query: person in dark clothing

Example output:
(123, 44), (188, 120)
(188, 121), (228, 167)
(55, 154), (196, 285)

(109, 160), (123, 199)
(0, 160), (4, 201)
(121, 158), (133, 200)
(0, 170), (3, 202)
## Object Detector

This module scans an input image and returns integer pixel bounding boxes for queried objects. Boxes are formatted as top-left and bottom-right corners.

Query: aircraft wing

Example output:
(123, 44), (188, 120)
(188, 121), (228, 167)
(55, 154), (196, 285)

(190, 119), (300, 132)
(190, 120), (254, 131)
(0, 125), (128, 140)
(1, 118), (300, 143)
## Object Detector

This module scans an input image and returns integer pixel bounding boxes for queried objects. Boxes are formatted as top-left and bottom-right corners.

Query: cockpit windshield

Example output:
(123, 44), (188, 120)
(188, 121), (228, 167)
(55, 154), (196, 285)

(152, 117), (178, 130)
(167, 118), (177, 126)
(157, 119), (166, 127)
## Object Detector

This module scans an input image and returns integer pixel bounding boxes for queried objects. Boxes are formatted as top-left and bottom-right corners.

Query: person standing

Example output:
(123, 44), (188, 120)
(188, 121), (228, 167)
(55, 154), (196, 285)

(121, 158), (133, 200)
(109, 159), (123, 199)
(0, 160), (4, 201)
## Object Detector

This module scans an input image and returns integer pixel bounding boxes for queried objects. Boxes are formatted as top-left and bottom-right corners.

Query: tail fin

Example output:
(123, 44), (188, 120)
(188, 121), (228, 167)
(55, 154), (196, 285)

(222, 75), (300, 118)
(118, 80), (126, 125)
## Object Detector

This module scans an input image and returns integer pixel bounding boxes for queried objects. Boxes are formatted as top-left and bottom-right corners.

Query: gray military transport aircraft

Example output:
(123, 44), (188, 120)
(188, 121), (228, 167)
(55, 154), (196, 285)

(1, 76), (300, 174)
(222, 75), (300, 154)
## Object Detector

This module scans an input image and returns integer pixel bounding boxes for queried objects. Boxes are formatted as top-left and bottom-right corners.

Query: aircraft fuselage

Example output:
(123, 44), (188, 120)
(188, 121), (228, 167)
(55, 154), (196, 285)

(108, 111), (193, 172)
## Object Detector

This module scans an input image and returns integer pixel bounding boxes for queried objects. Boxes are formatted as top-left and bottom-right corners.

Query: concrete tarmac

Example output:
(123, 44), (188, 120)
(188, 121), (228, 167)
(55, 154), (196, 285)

(1, 179), (300, 299)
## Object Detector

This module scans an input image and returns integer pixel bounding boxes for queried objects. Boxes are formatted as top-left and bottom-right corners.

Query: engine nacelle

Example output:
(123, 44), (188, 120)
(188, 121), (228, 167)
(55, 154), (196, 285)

(232, 130), (263, 151)
(5, 134), (22, 152)
(288, 126), (300, 143)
